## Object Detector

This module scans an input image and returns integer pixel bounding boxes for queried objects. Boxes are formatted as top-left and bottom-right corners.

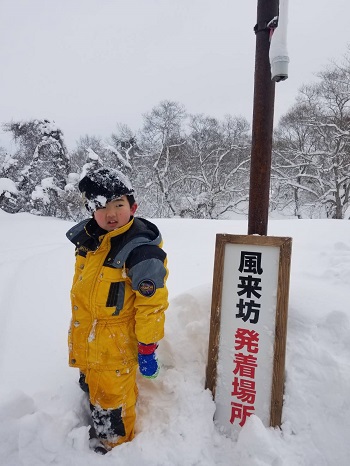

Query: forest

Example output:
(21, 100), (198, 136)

(1, 48), (349, 221)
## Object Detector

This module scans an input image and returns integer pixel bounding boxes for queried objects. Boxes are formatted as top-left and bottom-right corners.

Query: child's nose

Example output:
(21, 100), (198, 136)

(106, 207), (115, 217)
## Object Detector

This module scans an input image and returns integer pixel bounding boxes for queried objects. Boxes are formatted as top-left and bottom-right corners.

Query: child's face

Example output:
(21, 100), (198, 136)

(93, 195), (137, 231)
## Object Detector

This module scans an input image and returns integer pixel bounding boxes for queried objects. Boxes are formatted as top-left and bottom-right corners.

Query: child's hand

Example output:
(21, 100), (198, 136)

(137, 342), (159, 379)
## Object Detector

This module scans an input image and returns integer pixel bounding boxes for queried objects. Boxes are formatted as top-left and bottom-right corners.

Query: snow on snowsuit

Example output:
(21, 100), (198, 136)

(66, 216), (168, 446)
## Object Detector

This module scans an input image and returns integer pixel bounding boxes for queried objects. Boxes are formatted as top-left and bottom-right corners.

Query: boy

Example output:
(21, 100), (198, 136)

(66, 167), (169, 454)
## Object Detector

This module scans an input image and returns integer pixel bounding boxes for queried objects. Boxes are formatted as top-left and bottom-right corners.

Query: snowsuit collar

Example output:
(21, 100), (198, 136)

(66, 217), (162, 267)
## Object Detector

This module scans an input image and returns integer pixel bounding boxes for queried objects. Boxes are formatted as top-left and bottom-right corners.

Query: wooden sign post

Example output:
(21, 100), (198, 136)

(205, 234), (292, 436)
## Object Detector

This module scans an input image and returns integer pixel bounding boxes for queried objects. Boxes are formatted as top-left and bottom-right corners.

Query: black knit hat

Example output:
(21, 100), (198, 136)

(78, 167), (134, 213)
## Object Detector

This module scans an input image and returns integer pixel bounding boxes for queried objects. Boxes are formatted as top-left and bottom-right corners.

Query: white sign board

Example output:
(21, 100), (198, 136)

(206, 234), (292, 437)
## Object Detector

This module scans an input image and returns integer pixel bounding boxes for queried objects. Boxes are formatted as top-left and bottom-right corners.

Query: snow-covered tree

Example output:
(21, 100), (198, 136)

(108, 123), (141, 171)
(2, 119), (71, 217)
(180, 114), (250, 218)
(79, 148), (103, 178)
(272, 50), (350, 219)
(136, 103), (251, 219)
(138, 100), (187, 217)
(272, 101), (322, 218)
(70, 135), (104, 173)
(70, 129), (136, 178)
(0, 177), (18, 213)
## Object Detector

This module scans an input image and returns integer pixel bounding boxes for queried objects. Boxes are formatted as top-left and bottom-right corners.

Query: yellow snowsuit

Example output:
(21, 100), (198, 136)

(66, 216), (168, 447)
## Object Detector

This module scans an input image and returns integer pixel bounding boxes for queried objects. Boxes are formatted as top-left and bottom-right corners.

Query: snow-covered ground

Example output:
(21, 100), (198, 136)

(0, 210), (349, 466)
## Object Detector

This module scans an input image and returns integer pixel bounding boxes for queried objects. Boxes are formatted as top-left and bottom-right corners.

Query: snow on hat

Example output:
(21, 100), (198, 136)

(78, 167), (134, 213)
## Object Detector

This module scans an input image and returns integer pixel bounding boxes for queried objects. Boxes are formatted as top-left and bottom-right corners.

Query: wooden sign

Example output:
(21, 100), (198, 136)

(205, 234), (292, 436)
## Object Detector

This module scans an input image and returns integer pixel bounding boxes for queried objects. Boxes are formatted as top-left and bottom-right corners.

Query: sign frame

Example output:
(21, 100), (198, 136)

(205, 234), (292, 429)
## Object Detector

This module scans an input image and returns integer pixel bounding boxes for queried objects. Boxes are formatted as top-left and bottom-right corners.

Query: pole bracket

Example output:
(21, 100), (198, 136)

(254, 16), (278, 34)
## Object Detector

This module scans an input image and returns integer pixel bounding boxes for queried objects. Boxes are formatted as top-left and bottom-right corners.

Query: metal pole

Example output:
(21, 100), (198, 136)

(248, 0), (279, 235)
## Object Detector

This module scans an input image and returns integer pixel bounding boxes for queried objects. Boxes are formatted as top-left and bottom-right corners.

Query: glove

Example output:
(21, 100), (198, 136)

(138, 342), (159, 379)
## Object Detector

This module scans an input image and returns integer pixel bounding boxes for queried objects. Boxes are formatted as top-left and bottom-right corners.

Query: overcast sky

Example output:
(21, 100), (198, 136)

(1, 0), (349, 152)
